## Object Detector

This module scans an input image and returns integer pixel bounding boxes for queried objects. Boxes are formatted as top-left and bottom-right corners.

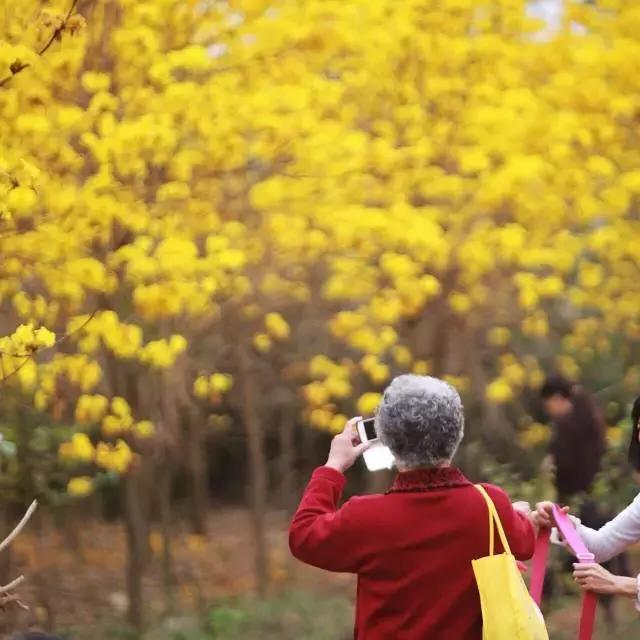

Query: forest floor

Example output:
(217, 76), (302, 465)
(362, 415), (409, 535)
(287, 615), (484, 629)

(3, 508), (640, 639)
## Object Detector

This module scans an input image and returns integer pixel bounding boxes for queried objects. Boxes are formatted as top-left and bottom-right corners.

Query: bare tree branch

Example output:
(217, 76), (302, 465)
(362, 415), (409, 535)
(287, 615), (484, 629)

(0, 354), (31, 385)
(0, 575), (24, 594)
(38, 0), (79, 56)
(0, 503), (37, 613)
(0, 500), (38, 555)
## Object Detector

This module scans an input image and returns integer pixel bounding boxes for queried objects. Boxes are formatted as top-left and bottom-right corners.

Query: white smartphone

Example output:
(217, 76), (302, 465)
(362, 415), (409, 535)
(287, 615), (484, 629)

(356, 418), (394, 472)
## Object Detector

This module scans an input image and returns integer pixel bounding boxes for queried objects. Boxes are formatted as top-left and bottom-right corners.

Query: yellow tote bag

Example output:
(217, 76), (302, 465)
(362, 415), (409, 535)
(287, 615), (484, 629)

(472, 485), (549, 640)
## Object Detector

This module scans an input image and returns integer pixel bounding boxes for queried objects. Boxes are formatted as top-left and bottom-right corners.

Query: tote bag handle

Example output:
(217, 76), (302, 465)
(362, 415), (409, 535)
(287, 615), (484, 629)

(474, 485), (512, 556)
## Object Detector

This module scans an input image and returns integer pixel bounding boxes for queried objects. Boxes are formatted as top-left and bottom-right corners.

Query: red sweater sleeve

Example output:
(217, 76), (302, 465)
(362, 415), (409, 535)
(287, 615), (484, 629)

(483, 484), (536, 561)
(289, 466), (364, 573)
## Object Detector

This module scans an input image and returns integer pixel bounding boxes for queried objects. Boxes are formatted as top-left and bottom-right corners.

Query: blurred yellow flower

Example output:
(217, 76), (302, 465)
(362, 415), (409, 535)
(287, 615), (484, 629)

(59, 433), (94, 463)
(606, 427), (622, 448)
(210, 373), (233, 393)
(519, 423), (551, 448)
(357, 392), (382, 416)
(134, 420), (155, 439)
(95, 440), (134, 474)
(67, 476), (94, 498)
(391, 345), (412, 367)
(253, 333), (272, 353)
(412, 360), (431, 376)
(304, 382), (330, 406)
(309, 408), (333, 429)
(486, 379), (513, 404)
(193, 376), (210, 399)
(111, 396), (131, 417)
(330, 414), (348, 434)
(265, 313), (290, 340)
(75, 394), (109, 424)
(488, 328), (511, 347)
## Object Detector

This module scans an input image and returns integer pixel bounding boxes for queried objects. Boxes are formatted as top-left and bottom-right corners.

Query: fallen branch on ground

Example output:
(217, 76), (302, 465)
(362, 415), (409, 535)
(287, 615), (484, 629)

(0, 500), (38, 612)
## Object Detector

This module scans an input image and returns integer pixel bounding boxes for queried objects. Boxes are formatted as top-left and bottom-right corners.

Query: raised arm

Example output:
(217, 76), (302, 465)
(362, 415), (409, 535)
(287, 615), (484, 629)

(289, 418), (371, 573)
(289, 466), (364, 572)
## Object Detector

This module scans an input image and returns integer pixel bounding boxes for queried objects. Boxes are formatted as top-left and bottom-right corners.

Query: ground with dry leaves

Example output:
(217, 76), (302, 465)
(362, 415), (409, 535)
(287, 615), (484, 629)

(2, 509), (640, 639)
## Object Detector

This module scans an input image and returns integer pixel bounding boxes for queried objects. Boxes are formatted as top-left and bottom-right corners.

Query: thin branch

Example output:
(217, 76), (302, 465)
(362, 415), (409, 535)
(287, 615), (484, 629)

(0, 500), (38, 555)
(0, 356), (31, 385)
(38, 0), (79, 56)
(0, 308), (98, 359)
(0, 593), (29, 611)
(0, 0), (79, 88)
(0, 576), (24, 594)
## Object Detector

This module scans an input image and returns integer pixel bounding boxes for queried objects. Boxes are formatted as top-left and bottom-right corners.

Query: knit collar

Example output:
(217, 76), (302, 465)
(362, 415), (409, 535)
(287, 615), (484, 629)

(388, 466), (471, 493)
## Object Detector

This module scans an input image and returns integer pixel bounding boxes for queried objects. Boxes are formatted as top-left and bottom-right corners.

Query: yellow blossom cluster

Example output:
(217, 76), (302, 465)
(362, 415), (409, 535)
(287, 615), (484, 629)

(304, 356), (354, 431)
(101, 397), (154, 439)
(59, 431), (134, 474)
(60, 432), (94, 463)
(95, 440), (134, 474)
(0, 324), (55, 383)
(0, 324), (55, 355)
(3, 0), (640, 499)
(253, 313), (291, 353)
(67, 476), (94, 498)
(193, 373), (234, 400)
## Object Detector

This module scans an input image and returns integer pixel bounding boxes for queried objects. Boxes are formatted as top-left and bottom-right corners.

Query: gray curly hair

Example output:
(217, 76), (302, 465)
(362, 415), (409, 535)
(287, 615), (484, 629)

(375, 374), (464, 469)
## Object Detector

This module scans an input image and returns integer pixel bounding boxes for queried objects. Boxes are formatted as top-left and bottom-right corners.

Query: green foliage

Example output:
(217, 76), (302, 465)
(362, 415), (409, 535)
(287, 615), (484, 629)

(465, 440), (557, 504)
(207, 606), (247, 637)
(592, 417), (638, 515)
(204, 591), (352, 640)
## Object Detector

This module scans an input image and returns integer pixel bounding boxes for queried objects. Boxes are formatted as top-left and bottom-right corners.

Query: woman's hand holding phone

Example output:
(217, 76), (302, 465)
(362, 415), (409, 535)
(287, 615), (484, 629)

(325, 417), (372, 474)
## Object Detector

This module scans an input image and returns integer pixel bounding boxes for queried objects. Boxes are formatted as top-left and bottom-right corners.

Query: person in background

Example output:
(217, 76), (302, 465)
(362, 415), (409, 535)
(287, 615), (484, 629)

(289, 374), (537, 640)
(540, 375), (605, 505)
(536, 395), (640, 611)
(539, 374), (629, 624)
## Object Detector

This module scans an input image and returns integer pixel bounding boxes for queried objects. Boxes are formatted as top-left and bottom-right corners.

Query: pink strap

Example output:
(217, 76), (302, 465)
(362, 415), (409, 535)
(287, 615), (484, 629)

(551, 505), (598, 640)
(530, 528), (550, 606)
(579, 592), (597, 640)
(552, 505), (590, 556)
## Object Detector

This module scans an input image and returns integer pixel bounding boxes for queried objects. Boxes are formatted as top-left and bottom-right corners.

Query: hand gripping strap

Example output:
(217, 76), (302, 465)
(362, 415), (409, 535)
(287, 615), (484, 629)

(552, 505), (597, 640)
(529, 505), (597, 640)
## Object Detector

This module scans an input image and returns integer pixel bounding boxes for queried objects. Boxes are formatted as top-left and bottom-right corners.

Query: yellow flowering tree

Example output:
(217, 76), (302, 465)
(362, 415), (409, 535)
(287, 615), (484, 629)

(3, 0), (640, 634)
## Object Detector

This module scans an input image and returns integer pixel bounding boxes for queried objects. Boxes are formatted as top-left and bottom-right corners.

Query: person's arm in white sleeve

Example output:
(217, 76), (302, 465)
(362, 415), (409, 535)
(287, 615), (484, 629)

(573, 493), (640, 563)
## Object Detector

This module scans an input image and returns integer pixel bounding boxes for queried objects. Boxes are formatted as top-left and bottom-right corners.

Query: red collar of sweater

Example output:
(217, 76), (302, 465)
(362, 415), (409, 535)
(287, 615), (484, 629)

(388, 466), (471, 492)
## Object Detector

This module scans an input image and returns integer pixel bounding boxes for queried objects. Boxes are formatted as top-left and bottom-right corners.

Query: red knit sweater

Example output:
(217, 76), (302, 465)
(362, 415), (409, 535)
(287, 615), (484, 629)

(289, 466), (535, 640)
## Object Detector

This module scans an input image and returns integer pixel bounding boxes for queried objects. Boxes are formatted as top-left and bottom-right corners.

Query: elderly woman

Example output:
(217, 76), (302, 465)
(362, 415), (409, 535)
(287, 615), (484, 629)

(289, 375), (536, 640)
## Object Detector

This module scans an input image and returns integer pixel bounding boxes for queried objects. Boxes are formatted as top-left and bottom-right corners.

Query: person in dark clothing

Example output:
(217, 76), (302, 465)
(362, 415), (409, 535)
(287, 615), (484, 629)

(540, 375), (605, 501)
(540, 374), (630, 625)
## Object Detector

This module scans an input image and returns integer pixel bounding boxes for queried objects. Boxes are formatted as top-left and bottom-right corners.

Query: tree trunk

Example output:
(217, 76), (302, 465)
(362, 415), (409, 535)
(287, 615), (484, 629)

(278, 410), (297, 515)
(122, 472), (147, 635)
(278, 409), (297, 577)
(0, 509), (12, 585)
(184, 411), (209, 535)
(238, 347), (269, 598)
(158, 455), (175, 615)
